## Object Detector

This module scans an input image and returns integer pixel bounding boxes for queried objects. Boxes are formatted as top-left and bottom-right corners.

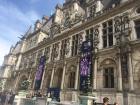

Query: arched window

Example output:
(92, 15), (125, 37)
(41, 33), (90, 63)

(52, 68), (63, 88)
(65, 65), (76, 89)
(18, 75), (28, 90)
(98, 58), (116, 89)
(46, 70), (52, 88)
(103, 67), (114, 88)
(68, 71), (75, 88)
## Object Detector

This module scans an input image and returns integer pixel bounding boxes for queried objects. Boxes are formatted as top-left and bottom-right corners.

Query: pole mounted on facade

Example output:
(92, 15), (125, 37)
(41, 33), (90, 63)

(114, 12), (132, 97)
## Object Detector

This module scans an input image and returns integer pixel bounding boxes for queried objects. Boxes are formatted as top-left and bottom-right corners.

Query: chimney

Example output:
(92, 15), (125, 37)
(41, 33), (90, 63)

(34, 20), (42, 31)
(42, 16), (49, 24)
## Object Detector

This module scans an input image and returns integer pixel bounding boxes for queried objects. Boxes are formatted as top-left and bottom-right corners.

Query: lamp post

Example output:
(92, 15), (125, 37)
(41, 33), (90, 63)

(114, 12), (130, 85)
(79, 27), (99, 105)
(114, 12), (131, 105)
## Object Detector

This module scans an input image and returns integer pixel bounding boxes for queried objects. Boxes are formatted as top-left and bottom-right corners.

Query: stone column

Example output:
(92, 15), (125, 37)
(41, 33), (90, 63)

(118, 53), (123, 91)
(93, 58), (97, 90)
(14, 72), (20, 91)
(50, 65), (55, 87)
(128, 52), (134, 91)
(40, 67), (46, 90)
(75, 59), (79, 89)
(61, 61), (66, 89)
(68, 36), (72, 57)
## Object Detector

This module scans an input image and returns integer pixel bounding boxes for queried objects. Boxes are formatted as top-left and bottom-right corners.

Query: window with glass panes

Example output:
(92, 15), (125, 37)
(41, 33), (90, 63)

(102, 20), (113, 48)
(44, 47), (50, 62)
(60, 39), (67, 59)
(68, 71), (75, 88)
(103, 67), (114, 88)
(86, 28), (93, 40)
(51, 44), (56, 61)
(72, 34), (78, 56)
(135, 20), (140, 38)
(51, 43), (59, 61)
(37, 49), (43, 62)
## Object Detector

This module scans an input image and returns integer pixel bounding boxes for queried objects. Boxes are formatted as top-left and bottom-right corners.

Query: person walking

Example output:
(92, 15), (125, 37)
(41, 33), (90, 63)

(114, 102), (119, 105)
(1, 92), (6, 105)
(8, 93), (15, 105)
(103, 97), (109, 105)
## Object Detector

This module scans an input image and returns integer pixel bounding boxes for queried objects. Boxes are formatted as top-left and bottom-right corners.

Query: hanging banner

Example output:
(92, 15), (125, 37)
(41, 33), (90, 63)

(80, 40), (93, 92)
(34, 56), (46, 90)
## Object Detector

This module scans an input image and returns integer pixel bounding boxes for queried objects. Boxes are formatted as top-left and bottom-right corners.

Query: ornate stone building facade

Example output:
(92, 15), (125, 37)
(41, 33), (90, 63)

(3, 0), (140, 105)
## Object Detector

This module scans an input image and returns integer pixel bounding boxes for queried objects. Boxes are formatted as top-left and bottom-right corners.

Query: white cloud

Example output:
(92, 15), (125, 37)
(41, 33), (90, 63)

(0, 2), (41, 65)
(0, 39), (11, 66)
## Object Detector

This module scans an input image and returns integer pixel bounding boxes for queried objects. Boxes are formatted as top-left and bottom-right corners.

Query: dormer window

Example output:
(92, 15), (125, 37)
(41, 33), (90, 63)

(87, 5), (96, 18)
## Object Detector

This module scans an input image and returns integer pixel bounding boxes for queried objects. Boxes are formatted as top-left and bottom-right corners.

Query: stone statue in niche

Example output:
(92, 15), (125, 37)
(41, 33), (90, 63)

(78, 33), (84, 53)
(114, 16), (121, 33)
(63, 11), (72, 28)
(54, 43), (60, 59)
(73, 10), (83, 24)
(46, 47), (50, 61)
(93, 28), (99, 49)
(50, 23), (61, 36)
(65, 38), (70, 56)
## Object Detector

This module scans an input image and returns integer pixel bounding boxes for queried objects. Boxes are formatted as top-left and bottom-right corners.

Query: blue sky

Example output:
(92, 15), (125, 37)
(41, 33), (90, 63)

(0, 0), (64, 66)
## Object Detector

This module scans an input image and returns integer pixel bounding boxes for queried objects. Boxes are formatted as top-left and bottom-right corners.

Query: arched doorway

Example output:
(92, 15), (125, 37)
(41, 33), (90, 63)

(18, 75), (28, 90)
(65, 65), (76, 89)
(52, 68), (63, 88)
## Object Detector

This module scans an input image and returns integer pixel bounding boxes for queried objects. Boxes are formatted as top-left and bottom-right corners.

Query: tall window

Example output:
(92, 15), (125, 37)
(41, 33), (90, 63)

(86, 28), (93, 40)
(68, 72), (75, 88)
(135, 20), (140, 38)
(104, 67), (114, 88)
(37, 49), (43, 62)
(60, 38), (70, 59)
(44, 46), (50, 62)
(60, 40), (66, 59)
(72, 34), (78, 56)
(51, 43), (59, 61)
(46, 71), (52, 88)
(102, 20), (113, 48)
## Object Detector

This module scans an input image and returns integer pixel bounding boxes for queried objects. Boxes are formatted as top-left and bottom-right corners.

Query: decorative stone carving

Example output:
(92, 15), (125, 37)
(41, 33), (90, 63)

(45, 47), (51, 61)
(93, 28), (99, 49)
(50, 23), (61, 36)
(62, 10), (83, 30)
(65, 38), (70, 56)
(54, 43), (60, 59)
(63, 11), (72, 29)
(114, 12), (130, 46)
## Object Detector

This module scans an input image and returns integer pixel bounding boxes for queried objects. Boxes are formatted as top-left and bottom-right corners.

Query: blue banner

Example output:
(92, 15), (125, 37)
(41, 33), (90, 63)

(80, 40), (92, 92)
(34, 56), (46, 90)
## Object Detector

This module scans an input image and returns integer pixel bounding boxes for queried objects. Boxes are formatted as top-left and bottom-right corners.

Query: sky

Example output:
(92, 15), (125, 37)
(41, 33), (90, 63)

(0, 0), (64, 66)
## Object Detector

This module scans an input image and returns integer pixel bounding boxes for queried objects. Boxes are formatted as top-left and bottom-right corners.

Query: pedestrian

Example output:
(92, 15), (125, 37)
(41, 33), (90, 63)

(8, 93), (15, 105)
(1, 92), (6, 105)
(5, 92), (12, 105)
(0, 92), (2, 105)
(103, 97), (109, 105)
(114, 102), (119, 105)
